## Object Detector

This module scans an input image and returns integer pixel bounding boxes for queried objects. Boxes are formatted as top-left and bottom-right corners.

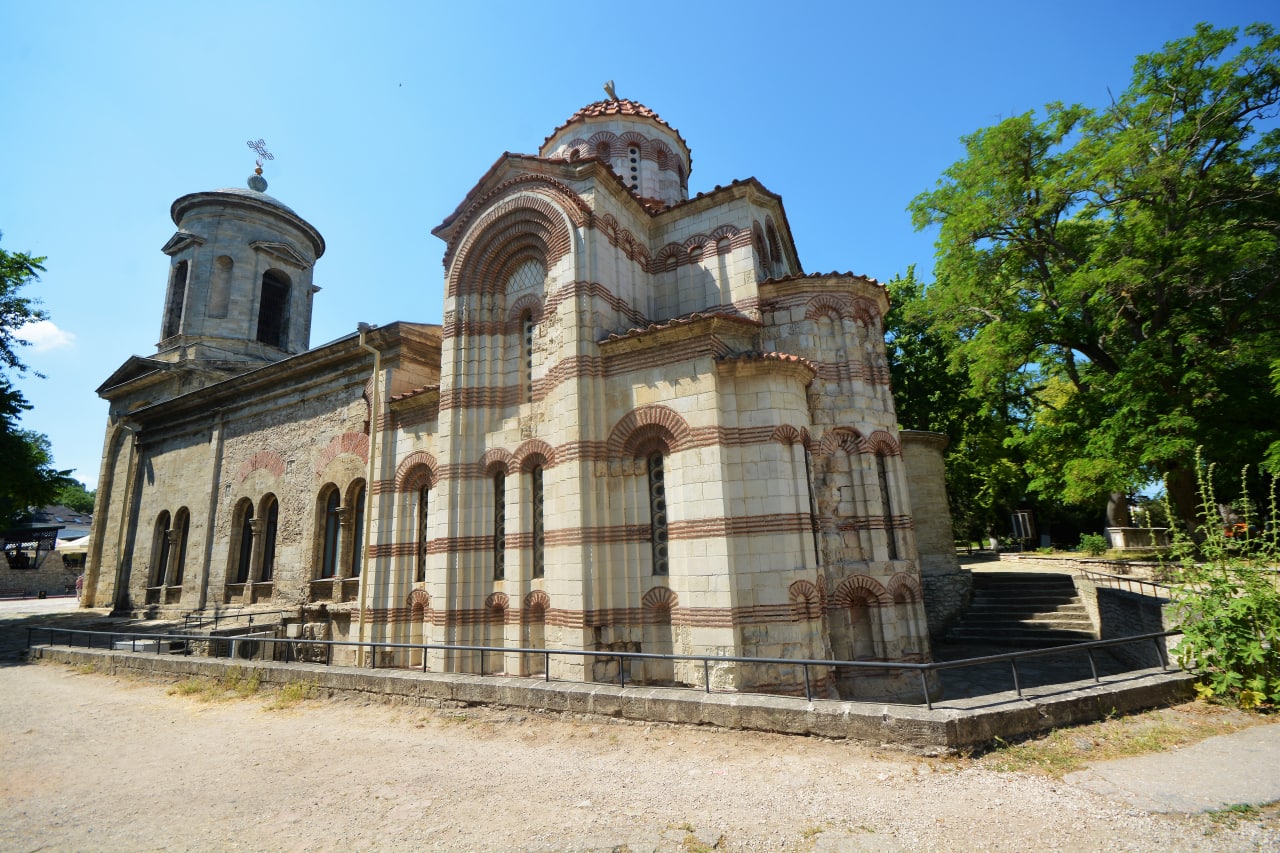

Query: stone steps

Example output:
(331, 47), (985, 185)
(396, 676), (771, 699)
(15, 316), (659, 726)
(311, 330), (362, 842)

(944, 572), (1096, 648)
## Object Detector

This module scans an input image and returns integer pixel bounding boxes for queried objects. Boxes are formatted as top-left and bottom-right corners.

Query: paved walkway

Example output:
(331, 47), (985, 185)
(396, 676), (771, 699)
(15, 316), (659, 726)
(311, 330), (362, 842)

(1066, 723), (1280, 812)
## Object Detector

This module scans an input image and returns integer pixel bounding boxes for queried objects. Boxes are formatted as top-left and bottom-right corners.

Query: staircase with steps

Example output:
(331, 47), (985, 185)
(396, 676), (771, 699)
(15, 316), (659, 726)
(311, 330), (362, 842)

(945, 571), (1096, 648)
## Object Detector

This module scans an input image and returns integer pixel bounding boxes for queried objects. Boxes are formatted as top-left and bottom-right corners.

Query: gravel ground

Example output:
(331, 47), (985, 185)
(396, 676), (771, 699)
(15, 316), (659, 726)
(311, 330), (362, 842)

(2, 662), (1277, 853)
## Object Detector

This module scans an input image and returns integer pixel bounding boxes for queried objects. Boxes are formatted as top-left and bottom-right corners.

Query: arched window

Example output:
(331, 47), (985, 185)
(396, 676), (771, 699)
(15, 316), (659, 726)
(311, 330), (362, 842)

(320, 488), (341, 578)
(256, 269), (290, 349)
(349, 483), (366, 578)
(530, 465), (545, 579)
(235, 503), (254, 584)
(647, 452), (669, 576)
(416, 484), (429, 583)
(162, 261), (188, 339)
(151, 511), (171, 587)
(172, 509), (190, 585)
(493, 471), (506, 580)
(260, 498), (278, 582)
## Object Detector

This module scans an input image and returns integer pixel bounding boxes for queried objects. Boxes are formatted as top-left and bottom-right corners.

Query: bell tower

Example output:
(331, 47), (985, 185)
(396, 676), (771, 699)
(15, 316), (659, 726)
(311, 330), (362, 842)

(155, 142), (325, 368)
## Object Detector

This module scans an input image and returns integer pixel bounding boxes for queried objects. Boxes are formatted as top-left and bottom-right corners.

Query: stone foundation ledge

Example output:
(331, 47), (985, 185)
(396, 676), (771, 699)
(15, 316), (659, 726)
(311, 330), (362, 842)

(27, 646), (1194, 755)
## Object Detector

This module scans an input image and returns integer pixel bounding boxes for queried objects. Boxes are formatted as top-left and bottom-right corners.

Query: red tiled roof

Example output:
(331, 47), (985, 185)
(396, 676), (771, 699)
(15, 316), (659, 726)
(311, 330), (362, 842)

(716, 351), (817, 371)
(388, 385), (437, 403)
(542, 99), (692, 163)
(603, 312), (762, 343)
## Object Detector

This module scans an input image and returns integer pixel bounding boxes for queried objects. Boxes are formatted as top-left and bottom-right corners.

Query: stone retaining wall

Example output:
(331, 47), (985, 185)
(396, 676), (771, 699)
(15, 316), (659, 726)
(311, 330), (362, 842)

(28, 644), (1193, 755)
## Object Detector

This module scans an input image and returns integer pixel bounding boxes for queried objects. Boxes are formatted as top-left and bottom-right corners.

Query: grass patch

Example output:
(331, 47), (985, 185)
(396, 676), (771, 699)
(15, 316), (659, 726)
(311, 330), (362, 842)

(74, 663), (98, 675)
(264, 680), (314, 710)
(166, 668), (262, 703)
(981, 702), (1259, 778)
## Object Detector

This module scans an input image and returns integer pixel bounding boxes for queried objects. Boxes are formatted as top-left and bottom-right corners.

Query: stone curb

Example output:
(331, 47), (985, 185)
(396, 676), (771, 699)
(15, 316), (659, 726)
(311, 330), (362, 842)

(28, 646), (1194, 754)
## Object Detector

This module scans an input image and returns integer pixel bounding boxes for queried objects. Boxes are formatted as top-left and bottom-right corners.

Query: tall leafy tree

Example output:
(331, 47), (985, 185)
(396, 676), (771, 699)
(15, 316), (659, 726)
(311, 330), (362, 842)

(0, 233), (68, 528)
(910, 23), (1280, 531)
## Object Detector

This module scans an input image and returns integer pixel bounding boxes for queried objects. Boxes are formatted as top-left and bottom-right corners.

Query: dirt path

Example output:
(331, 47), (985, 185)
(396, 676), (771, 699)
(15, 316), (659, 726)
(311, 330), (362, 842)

(1, 662), (1276, 853)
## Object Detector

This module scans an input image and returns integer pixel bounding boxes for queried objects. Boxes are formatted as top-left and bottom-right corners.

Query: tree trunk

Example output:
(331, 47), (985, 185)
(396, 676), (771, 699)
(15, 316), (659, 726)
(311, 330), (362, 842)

(1165, 464), (1200, 536)
(1106, 492), (1133, 528)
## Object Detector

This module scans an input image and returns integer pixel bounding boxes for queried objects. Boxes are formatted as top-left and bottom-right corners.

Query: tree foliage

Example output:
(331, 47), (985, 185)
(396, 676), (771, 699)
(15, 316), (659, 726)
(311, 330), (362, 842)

(0, 232), (68, 528)
(53, 479), (96, 514)
(909, 23), (1280, 532)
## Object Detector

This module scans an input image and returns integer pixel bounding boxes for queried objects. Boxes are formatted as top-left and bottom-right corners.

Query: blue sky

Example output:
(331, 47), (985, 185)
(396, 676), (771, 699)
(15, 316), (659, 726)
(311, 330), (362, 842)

(2, 1), (1275, 490)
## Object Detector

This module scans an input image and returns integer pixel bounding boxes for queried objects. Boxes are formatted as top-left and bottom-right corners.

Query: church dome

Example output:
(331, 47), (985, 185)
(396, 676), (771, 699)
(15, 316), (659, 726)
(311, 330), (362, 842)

(540, 97), (692, 207)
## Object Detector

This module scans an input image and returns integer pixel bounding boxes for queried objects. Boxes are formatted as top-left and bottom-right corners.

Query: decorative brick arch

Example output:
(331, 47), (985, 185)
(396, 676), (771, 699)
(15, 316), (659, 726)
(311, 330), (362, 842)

(886, 573), (922, 604)
(607, 405), (693, 459)
(655, 243), (683, 272)
(448, 198), (568, 298)
(831, 575), (892, 608)
(314, 432), (369, 477)
(236, 450), (286, 483)
(479, 448), (515, 476)
(587, 130), (619, 158)
(507, 293), (544, 326)
(850, 297), (882, 329)
(619, 130), (648, 150)
(788, 580), (822, 621)
(523, 590), (550, 613)
(866, 431), (901, 457)
(641, 585), (678, 613)
(395, 451), (438, 492)
(444, 174), (589, 267)
(514, 439), (557, 471)
(406, 588), (431, 613)
(770, 424), (811, 448)
(816, 427), (866, 459)
(485, 591), (510, 612)
(805, 294), (854, 322)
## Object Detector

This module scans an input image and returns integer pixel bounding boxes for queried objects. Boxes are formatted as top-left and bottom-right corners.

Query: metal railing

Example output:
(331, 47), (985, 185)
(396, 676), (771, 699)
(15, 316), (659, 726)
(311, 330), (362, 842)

(1079, 569), (1172, 599)
(180, 608), (295, 632)
(25, 626), (1180, 711)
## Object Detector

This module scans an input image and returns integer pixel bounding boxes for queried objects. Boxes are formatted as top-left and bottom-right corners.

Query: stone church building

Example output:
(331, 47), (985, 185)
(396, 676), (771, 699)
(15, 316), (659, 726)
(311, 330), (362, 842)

(82, 98), (962, 700)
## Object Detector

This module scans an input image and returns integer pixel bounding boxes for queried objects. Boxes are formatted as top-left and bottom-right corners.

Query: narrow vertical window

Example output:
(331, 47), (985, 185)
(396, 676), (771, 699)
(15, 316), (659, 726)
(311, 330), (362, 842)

(530, 466), (545, 579)
(804, 448), (820, 565)
(876, 453), (898, 560)
(522, 311), (534, 404)
(236, 505), (254, 583)
(209, 255), (233, 318)
(416, 485), (429, 583)
(163, 261), (188, 339)
(173, 511), (190, 585)
(349, 484), (366, 578)
(493, 472), (506, 580)
(320, 490), (340, 578)
(648, 452), (669, 576)
(260, 499), (278, 582)
(152, 512), (171, 586)
(257, 269), (290, 349)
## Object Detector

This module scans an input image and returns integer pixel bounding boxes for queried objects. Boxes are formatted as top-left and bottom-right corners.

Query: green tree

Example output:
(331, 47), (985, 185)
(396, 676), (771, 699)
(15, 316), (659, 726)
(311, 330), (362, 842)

(910, 23), (1280, 531)
(0, 232), (69, 528)
(886, 268), (1029, 542)
(53, 479), (96, 514)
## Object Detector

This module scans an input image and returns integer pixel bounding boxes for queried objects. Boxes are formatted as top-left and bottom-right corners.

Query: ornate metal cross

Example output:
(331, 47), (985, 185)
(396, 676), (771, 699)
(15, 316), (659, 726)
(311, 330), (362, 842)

(246, 138), (275, 170)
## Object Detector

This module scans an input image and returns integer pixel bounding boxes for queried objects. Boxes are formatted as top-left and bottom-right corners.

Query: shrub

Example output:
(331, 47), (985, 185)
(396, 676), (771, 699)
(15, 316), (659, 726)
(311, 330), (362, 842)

(1165, 455), (1280, 709)
(1079, 533), (1108, 557)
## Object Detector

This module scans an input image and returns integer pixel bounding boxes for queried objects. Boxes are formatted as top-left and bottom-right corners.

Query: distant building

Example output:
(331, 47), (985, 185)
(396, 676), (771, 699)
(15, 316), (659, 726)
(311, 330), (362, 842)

(83, 98), (961, 700)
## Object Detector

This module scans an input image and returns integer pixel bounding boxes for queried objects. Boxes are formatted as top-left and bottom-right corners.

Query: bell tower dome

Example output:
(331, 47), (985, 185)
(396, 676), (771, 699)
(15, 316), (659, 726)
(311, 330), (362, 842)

(156, 169), (325, 368)
(540, 97), (692, 208)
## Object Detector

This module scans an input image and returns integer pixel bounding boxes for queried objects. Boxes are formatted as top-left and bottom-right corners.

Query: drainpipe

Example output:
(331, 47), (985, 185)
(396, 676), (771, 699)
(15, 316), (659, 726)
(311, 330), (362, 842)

(355, 323), (381, 667)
